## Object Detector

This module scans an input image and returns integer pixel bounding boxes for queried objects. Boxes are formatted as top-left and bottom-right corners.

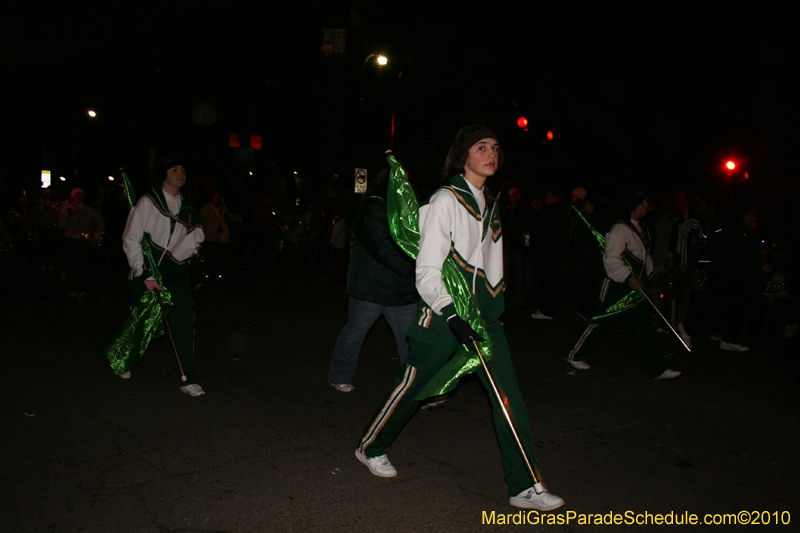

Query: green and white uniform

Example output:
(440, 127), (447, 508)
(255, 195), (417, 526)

(122, 187), (205, 384)
(359, 174), (541, 497)
(566, 219), (668, 378)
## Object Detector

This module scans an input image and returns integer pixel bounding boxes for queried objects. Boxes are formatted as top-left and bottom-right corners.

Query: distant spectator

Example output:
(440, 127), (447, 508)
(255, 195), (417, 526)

(200, 190), (231, 279)
(503, 187), (535, 308)
(530, 189), (568, 320)
(59, 188), (105, 299)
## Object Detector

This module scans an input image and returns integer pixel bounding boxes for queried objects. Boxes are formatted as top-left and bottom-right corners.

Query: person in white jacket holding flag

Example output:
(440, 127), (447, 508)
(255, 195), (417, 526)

(121, 156), (206, 396)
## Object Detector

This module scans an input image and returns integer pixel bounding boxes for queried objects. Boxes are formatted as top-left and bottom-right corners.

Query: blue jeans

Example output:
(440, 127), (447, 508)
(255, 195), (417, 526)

(328, 298), (417, 385)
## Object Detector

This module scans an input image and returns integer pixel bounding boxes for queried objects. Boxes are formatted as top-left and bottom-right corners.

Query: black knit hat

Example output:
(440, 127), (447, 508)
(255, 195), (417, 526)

(152, 154), (186, 188)
(619, 190), (648, 216)
(442, 124), (504, 178)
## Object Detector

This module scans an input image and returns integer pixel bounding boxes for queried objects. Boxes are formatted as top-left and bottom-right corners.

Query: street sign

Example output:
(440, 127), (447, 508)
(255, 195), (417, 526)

(355, 168), (367, 193)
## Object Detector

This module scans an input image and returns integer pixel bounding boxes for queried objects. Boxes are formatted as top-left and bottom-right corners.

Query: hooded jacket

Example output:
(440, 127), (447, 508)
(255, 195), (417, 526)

(347, 196), (418, 306)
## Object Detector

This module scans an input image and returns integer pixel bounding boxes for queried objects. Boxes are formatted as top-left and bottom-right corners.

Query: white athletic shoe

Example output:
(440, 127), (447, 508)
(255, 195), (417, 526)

(355, 449), (397, 478)
(720, 341), (749, 352)
(329, 381), (354, 392)
(565, 358), (590, 370)
(510, 484), (565, 511)
(120, 371), (131, 379)
(180, 384), (206, 396)
(655, 369), (681, 380)
(531, 311), (554, 320)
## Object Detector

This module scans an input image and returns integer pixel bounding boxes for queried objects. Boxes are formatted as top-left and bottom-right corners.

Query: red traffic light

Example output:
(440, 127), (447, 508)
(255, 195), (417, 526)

(517, 117), (528, 129)
(726, 161), (736, 171)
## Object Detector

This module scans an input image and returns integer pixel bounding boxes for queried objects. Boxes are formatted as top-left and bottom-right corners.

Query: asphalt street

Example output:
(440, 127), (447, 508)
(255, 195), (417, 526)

(2, 259), (798, 532)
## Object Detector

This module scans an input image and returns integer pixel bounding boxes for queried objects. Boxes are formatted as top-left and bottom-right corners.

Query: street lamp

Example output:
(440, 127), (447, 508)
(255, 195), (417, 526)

(359, 53), (388, 100)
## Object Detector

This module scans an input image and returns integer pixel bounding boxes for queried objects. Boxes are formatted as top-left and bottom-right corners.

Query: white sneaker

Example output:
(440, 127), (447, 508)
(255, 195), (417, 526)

(531, 311), (554, 320)
(120, 371), (131, 379)
(677, 323), (692, 348)
(180, 383), (206, 396)
(355, 449), (397, 478)
(565, 358), (590, 370)
(720, 341), (749, 352)
(655, 369), (681, 380)
(509, 484), (565, 511)
(329, 381), (354, 392)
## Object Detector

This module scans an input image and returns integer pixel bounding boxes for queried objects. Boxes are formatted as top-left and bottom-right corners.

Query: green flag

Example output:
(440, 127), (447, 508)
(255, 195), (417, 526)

(570, 204), (644, 319)
(105, 171), (173, 376)
(384, 154), (494, 400)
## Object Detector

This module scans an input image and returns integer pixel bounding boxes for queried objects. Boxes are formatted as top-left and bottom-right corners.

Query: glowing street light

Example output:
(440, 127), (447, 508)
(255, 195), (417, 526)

(360, 53), (389, 100)
(87, 110), (97, 118)
(726, 160), (736, 171)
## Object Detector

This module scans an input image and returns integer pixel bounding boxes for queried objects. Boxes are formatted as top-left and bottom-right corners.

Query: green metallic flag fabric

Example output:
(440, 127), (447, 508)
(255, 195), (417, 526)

(105, 171), (173, 376)
(570, 204), (644, 319)
(384, 154), (493, 400)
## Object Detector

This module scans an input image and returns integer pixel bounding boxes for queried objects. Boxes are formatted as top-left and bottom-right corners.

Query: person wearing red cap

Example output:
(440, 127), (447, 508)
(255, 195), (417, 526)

(59, 187), (105, 300)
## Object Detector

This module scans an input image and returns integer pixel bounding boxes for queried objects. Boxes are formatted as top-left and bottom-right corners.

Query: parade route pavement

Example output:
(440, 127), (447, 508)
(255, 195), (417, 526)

(2, 262), (798, 532)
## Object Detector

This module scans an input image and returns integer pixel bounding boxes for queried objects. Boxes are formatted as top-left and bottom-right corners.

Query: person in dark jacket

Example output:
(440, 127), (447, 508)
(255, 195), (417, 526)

(530, 189), (569, 319)
(710, 204), (763, 351)
(328, 169), (419, 392)
(567, 194), (610, 320)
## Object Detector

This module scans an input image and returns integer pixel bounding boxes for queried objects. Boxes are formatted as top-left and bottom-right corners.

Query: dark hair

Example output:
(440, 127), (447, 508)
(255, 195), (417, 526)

(365, 168), (390, 199)
(442, 124), (504, 179)
(614, 190), (648, 221)
(151, 154), (196, 207)
(151, 154), (186, 189)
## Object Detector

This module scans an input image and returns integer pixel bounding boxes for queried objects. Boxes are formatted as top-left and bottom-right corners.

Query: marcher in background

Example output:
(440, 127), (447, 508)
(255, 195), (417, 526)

(121, 156), (206, 396)
(708, 203), (763, 352)
(200, 190), (230, 280)
(35, 189), (60, 272)
(665, 190), (702, 348)
(328, 169), (418, 392)
(567, 193), (609, 321)
(7, 196), (37, 269)
(530, 189), (569, 320)
(565, 190), (681, 380)
(356, 125), (564, 511)
(504, 187), (535, 309)
(59, 188), (106, 299)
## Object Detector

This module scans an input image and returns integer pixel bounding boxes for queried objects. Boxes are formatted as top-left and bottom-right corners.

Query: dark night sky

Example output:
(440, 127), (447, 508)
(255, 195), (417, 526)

(2, 2), (798, 205)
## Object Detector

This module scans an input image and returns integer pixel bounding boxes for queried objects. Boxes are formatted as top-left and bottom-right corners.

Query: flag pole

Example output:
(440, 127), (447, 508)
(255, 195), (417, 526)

(471, 338), (545, 492)
(154, 289), (187, 382)
(637, 287), (692, 352)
